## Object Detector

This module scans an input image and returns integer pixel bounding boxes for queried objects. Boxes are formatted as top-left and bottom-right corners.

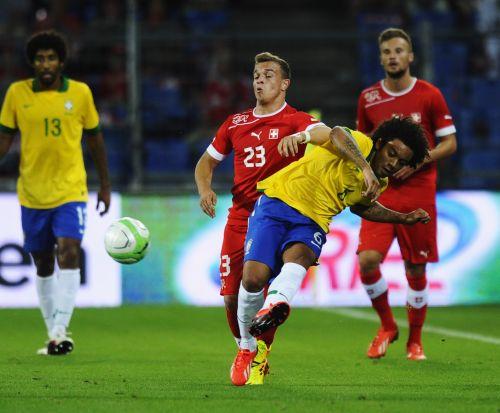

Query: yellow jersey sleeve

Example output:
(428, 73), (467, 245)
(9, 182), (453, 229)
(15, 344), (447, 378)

(0, 84), (18, 132)
(82, 84), (100, 133)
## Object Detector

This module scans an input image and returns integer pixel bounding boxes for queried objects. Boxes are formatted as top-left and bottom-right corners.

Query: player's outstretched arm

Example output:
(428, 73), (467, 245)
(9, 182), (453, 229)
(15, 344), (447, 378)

(330, 127), (380, 201)
(278, 126), (331, 157)
(195, 151), (220, 218)
(0, 132), (14, 160)
(86, 132), (111, 216)
(350, 202), (430, 225)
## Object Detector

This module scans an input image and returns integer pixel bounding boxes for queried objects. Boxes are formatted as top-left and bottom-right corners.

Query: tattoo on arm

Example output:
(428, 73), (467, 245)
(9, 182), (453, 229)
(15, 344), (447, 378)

(350, 202), (406, 223)
(330, 127), (370, 170)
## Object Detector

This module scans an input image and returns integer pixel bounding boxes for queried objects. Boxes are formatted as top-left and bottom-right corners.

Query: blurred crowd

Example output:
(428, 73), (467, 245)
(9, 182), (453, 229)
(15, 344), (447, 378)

(0, 0), (498, 188)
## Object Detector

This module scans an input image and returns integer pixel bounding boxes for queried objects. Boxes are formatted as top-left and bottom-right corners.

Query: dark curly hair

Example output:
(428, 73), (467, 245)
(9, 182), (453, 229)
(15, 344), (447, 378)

(26, 30), (67, 64)
(372, 116), (429, 167)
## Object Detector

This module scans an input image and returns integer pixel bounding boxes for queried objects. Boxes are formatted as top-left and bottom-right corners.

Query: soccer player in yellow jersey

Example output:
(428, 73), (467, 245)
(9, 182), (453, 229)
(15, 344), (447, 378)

(230, 117), (430, 385)
(0, 31), (111, 355)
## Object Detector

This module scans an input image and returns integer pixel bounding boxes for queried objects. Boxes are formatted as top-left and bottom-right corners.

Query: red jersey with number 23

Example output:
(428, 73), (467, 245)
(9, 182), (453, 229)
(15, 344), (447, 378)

(357, 78), (456, 203)
(207, 102), (323, 224)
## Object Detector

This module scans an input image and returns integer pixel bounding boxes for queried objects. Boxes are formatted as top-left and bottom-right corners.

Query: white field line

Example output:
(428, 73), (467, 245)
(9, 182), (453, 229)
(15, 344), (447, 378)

(316, 307), (500, 346)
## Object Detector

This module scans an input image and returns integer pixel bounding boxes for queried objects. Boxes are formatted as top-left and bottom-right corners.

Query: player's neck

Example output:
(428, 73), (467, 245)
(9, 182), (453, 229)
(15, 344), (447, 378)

(383, 73), (414, 93)
(38, 76), (63, 92)
(254, 98), (286, 116)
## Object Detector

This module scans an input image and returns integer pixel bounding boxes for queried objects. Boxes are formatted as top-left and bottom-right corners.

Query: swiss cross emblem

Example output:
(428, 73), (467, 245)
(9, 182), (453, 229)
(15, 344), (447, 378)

(269, 129), (279, 139)
(411, 112), (422, 123)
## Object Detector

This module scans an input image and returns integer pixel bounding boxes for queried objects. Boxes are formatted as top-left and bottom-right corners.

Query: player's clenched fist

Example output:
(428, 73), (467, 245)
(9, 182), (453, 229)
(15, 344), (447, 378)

(199, 189), (217, 218)
(404, 208), (431, 225)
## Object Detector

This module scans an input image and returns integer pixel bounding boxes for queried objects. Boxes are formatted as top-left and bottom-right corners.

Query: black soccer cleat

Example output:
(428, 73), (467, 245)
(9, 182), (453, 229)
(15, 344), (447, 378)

(47, 337), (74, 356)
(249, 301), (291, 337)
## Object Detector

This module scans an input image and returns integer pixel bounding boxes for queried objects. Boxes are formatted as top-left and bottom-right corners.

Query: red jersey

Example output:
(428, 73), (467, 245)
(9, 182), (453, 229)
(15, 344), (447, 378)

(207, 102), (323, 223)
(357, 78), (456, 203)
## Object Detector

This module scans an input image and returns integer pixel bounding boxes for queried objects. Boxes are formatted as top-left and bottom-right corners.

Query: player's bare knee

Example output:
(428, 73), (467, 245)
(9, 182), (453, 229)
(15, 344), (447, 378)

(358, 251), (382, 275)
(405, 261), (426, 277)
(57, 246), (80, 268)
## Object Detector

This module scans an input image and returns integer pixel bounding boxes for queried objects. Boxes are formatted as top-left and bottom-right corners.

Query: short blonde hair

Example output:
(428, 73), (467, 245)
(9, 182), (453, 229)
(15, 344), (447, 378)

(378, 28), (413, 51)
(254, 52), (291, 79)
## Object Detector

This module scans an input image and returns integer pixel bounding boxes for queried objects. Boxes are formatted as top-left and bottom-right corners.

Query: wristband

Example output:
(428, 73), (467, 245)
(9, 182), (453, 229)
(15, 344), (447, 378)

(302, 130), (311, 143)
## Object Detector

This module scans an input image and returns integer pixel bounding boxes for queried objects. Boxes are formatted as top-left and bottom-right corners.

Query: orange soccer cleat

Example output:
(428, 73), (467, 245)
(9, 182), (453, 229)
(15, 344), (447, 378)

(406, 342), (427, 361)
(249, 301), (291, 337)
(230, 348), (257, 386)
(367, 328), (399, 359)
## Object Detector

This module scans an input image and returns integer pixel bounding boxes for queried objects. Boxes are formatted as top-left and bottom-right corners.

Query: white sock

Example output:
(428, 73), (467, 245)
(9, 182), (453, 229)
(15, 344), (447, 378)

(407, 285), (428, 309)
(263, 262), (307, 308)
(51, 268), (80, 337)
(237, 283), (264, 351)
(35, 273), (57, 334)
(362, 277), (388, 300)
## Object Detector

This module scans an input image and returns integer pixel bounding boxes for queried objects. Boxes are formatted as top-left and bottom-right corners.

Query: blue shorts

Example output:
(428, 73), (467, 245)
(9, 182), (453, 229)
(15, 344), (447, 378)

(244, 195), (327, 275)
(21, 202), (87, 253)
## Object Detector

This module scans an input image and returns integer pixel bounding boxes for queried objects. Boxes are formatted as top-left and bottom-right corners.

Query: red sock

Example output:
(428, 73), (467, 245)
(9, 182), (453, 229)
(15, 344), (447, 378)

(406, 273), (428, 344)
(257, 327), (277, 347)
(361, 268), (397, 332)
(225, 306), (240, 339)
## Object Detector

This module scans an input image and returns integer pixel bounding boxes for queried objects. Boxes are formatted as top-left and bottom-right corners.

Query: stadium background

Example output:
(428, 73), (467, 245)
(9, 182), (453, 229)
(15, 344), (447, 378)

(0, 0), (499, 308)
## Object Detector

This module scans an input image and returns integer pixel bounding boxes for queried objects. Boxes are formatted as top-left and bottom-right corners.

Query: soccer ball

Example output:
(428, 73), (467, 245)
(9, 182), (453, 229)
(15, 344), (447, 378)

(104, 217), (150, 264)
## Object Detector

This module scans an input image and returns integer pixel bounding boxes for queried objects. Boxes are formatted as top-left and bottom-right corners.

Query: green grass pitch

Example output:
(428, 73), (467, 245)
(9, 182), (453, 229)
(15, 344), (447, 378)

(1, 305), (499, 412)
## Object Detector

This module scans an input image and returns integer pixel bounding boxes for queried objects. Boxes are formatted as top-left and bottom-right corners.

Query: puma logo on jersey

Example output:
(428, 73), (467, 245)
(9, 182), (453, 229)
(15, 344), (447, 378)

(251, 131), (262, 140)
(444, 115), (452, 120)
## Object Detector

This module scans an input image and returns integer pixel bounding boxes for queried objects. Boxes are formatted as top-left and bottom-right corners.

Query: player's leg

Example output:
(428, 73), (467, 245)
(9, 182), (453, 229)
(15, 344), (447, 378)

(219, 223), (247, 347)
(404, 261), (427, 360)
(357, 219), (398, 358)
(20, 206), (58, 352)
(230, 195), (284, 385)
(32, 250), (57, 333)
(48, 202), (86, 355)
(395, 204), (437, 360)
(250, 214), (326, 338)
(231, 259), (270, 386)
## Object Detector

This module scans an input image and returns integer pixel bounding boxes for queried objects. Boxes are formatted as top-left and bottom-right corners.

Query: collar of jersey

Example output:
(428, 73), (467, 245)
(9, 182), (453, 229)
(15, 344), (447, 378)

(380, 77), (417, 97)
(32, 76), (69, 93)
(252, 101), (287, 118)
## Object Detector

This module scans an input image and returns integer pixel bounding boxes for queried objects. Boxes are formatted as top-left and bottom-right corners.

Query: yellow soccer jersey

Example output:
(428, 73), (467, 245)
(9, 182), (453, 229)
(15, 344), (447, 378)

(0, 77), (100, 208)
(257, 128), (388, 232)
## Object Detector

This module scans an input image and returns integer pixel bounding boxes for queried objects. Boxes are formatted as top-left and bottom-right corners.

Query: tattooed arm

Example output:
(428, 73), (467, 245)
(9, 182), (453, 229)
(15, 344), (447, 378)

(350, 202), (431, 225)
(330, 127), (380, 201)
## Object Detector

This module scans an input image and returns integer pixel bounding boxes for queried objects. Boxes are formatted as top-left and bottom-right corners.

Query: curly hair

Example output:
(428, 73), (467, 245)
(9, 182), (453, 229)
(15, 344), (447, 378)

(26, 30), (67, 64)
(372, 116), (429, 167)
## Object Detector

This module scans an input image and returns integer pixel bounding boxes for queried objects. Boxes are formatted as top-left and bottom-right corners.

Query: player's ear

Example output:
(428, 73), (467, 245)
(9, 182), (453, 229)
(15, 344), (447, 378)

(281, 78), (290, 92)
(408, 52), (414, 64)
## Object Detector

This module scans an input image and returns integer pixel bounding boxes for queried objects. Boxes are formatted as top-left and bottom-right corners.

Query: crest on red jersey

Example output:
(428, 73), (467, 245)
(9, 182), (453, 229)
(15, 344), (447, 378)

(269, 129), (279, 139)
(232, 114), (249, 124)
(364, 90), (381, 103)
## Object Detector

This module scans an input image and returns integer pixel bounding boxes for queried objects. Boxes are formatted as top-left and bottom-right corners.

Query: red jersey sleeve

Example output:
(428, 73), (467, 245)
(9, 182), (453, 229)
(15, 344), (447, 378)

(291, 111), (324, 132)
(206, 115), (233, 161)
(356, 92), (372, 134)
(429, 87), (456, 138)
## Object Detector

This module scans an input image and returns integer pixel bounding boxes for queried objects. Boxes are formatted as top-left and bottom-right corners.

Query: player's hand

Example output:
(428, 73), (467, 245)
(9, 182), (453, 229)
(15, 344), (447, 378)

(361, 166), (381, 202)
(393, 155), (430, 180)
(199, 189), (217, 218)
(97, 185), (111, 216)
(403, 208), (430, 225)
(278, 132), (305, 157)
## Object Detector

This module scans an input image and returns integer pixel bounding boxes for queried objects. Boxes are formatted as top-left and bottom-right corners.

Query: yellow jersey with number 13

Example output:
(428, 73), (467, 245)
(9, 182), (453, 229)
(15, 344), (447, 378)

(257, 128), (388, 233)
(0, 77), (100, 208)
